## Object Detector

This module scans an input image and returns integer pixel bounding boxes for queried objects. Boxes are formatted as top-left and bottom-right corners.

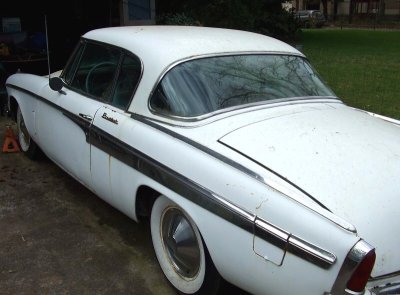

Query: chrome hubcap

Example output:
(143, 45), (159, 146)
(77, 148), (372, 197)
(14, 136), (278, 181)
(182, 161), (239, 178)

(161, 208), (201, 279)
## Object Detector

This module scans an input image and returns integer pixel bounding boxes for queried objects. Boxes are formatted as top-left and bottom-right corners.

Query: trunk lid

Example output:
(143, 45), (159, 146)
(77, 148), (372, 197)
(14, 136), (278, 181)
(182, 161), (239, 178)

(219, 105), (400, 277)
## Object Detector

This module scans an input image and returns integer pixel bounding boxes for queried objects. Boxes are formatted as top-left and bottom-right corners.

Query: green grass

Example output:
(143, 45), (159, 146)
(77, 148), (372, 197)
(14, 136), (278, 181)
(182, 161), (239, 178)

(299, 29), (400, 119)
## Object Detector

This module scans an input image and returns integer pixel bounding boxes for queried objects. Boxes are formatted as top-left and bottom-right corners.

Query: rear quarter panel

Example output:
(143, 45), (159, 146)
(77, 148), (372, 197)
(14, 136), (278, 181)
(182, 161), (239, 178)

(108, 115), (359, 295)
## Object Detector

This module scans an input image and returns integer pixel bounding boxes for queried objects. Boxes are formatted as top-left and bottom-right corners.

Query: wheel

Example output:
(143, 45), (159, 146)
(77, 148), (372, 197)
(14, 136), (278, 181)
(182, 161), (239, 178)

(16, 106), (39, 159)
(150, 196), (221, 295)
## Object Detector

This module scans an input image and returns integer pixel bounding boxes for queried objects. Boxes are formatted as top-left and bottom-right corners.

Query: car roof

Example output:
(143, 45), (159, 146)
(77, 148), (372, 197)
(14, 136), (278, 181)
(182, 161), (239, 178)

(83, 26), (302, 63)
(82, 26), (304, 117)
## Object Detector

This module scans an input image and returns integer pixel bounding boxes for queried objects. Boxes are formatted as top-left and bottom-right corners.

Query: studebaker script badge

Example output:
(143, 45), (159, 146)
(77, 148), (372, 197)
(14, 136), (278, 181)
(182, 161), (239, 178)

(102, 112), (118, 124)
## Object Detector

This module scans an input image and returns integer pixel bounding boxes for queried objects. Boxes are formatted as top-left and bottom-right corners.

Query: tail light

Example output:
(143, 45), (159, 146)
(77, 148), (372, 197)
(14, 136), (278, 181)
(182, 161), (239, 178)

(330, 240), (376, 295)
(347, 249), (376, 292)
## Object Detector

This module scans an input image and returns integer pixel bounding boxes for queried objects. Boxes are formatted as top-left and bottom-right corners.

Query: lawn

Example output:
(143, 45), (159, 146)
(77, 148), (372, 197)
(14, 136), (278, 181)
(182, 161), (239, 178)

(299, 29), (400, 119)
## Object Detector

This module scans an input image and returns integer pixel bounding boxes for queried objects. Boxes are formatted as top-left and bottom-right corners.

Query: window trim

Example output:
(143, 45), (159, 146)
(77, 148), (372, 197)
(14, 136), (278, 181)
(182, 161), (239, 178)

(148, 52), (339, 121)
(60, 38), (144, 112)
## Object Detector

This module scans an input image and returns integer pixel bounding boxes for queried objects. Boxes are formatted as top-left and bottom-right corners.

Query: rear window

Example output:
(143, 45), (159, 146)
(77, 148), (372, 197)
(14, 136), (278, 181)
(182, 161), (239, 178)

(150, 54), (336, 118)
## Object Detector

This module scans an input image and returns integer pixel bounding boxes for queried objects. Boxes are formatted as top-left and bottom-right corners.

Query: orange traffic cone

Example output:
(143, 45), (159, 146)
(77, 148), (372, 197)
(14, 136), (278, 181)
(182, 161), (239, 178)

(2, 126), (20, 153)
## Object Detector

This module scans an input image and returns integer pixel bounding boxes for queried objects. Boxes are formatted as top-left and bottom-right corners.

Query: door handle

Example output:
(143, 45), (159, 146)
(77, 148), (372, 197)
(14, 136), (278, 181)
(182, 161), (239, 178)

(79, 113), (93, 121)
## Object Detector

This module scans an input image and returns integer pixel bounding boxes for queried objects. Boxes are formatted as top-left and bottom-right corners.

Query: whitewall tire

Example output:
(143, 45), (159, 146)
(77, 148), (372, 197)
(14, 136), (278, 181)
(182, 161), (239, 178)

(150, 196), (220, 295)
(17, 106), (39, 159)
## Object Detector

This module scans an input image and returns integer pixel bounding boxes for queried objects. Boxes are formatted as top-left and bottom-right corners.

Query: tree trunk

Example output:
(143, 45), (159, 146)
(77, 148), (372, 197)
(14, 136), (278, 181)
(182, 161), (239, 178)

(333, 0), (338, 20)
(349, 0), (354, 23)
(378, 0), (385, 19)
(322, 0), (328, 19)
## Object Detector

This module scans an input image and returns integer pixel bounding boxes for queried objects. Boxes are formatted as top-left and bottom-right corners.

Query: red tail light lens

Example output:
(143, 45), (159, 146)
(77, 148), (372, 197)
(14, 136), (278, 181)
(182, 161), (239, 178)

(347, 249), (376, 292)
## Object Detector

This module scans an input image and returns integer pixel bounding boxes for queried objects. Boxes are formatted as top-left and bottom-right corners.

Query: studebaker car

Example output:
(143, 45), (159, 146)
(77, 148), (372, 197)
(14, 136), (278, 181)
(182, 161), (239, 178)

(6, 26), (400, 295)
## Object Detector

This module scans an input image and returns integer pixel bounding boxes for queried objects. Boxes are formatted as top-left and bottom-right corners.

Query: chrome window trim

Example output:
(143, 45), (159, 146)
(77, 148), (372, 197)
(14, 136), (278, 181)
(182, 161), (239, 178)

(147, 52), (339, 121)
(330, 240), (375, 295)
(135, 98), (344, 128)
(60, 38), (144, 113)
(150, 96), (340, 123)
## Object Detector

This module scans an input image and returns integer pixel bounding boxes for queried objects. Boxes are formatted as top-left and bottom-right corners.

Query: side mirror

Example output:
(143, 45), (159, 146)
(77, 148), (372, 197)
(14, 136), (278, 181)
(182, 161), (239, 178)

(49, 77), (64, 92)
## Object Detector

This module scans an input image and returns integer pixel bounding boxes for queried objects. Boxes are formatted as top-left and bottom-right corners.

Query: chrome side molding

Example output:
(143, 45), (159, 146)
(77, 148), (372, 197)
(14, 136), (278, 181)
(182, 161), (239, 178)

(255, 216), (336, 269)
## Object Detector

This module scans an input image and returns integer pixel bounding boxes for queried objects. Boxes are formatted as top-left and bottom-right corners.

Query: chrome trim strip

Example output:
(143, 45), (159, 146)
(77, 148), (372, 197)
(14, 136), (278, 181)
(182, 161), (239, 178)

(6, 83), (337, 269)
(131, 113), (263, 182)
(366, 111), (400, 126)
(212, 193), (255, 222)
(330, 240), (375, 295)
(370, 282), (400, 295)
(131, 114), (356, 232)
(6, 84), (90, 135)
(131, 113), (357, 233)
(6, 83), (63, 113)
(140, 99), (343, 129)
(63, 111), (92, 137)
(369, 271), (400, 282)
(89, 124), (256, 234)
(288, 235), (337, 268)
(79, 113), (93, 122)
(218, 140), (330, 210)
(254, 217), (336, 269)
(89, 123), (336, 269)
(350, 107), (400, 127)
(254, 217), (289, 250)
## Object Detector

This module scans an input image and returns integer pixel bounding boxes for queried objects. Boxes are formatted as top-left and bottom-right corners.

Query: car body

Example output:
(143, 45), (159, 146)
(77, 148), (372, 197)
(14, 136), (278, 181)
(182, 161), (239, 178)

(6, 26), (400, 295)
(294, 10), (326, 28)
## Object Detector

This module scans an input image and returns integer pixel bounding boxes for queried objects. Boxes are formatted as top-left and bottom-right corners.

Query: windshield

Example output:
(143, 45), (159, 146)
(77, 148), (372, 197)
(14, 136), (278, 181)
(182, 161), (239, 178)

(150, 54), (336, 118)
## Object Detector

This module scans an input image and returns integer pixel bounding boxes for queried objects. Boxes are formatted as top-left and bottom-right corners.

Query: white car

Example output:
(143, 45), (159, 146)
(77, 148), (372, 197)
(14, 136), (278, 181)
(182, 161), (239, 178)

(6, 26), (400, 295)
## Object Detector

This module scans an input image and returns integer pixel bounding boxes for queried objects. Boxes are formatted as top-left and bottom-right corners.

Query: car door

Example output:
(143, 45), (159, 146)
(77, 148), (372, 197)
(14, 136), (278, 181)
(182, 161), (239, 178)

(36, 41), (121, 190)
(89, 53), (142, 215)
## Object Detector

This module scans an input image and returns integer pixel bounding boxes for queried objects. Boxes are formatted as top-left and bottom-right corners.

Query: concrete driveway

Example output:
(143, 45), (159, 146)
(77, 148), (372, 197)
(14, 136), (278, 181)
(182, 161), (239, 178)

(0, 115), (248, 295)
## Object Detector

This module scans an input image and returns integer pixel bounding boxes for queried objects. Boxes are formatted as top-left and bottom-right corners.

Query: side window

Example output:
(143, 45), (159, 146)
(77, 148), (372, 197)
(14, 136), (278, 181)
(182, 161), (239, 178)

(110, 54), (141, 109)
(63, 43), (84, 84)
(70, 42), (120, 100)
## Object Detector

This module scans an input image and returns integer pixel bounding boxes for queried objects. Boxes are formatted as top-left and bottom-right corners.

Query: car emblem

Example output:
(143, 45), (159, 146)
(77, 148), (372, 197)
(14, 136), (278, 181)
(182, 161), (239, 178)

(102, 112), (118, 124)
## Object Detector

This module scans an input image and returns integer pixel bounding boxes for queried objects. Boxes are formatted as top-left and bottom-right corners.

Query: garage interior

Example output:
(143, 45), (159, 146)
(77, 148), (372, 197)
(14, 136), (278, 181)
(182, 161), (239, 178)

(0, 0), (157, 115)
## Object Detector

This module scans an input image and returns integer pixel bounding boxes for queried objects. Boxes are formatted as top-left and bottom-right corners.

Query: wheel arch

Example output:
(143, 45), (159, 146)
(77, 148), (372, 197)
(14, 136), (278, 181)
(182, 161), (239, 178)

(134, 184), (221, 272)
(135, 184), (212, 242)
(135, 185), (159, 219)
(8, 95), (18, 121)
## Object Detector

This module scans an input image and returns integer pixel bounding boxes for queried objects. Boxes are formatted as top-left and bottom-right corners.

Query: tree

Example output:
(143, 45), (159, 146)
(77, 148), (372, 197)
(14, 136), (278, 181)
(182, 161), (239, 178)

(155, 0), (300, 41)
